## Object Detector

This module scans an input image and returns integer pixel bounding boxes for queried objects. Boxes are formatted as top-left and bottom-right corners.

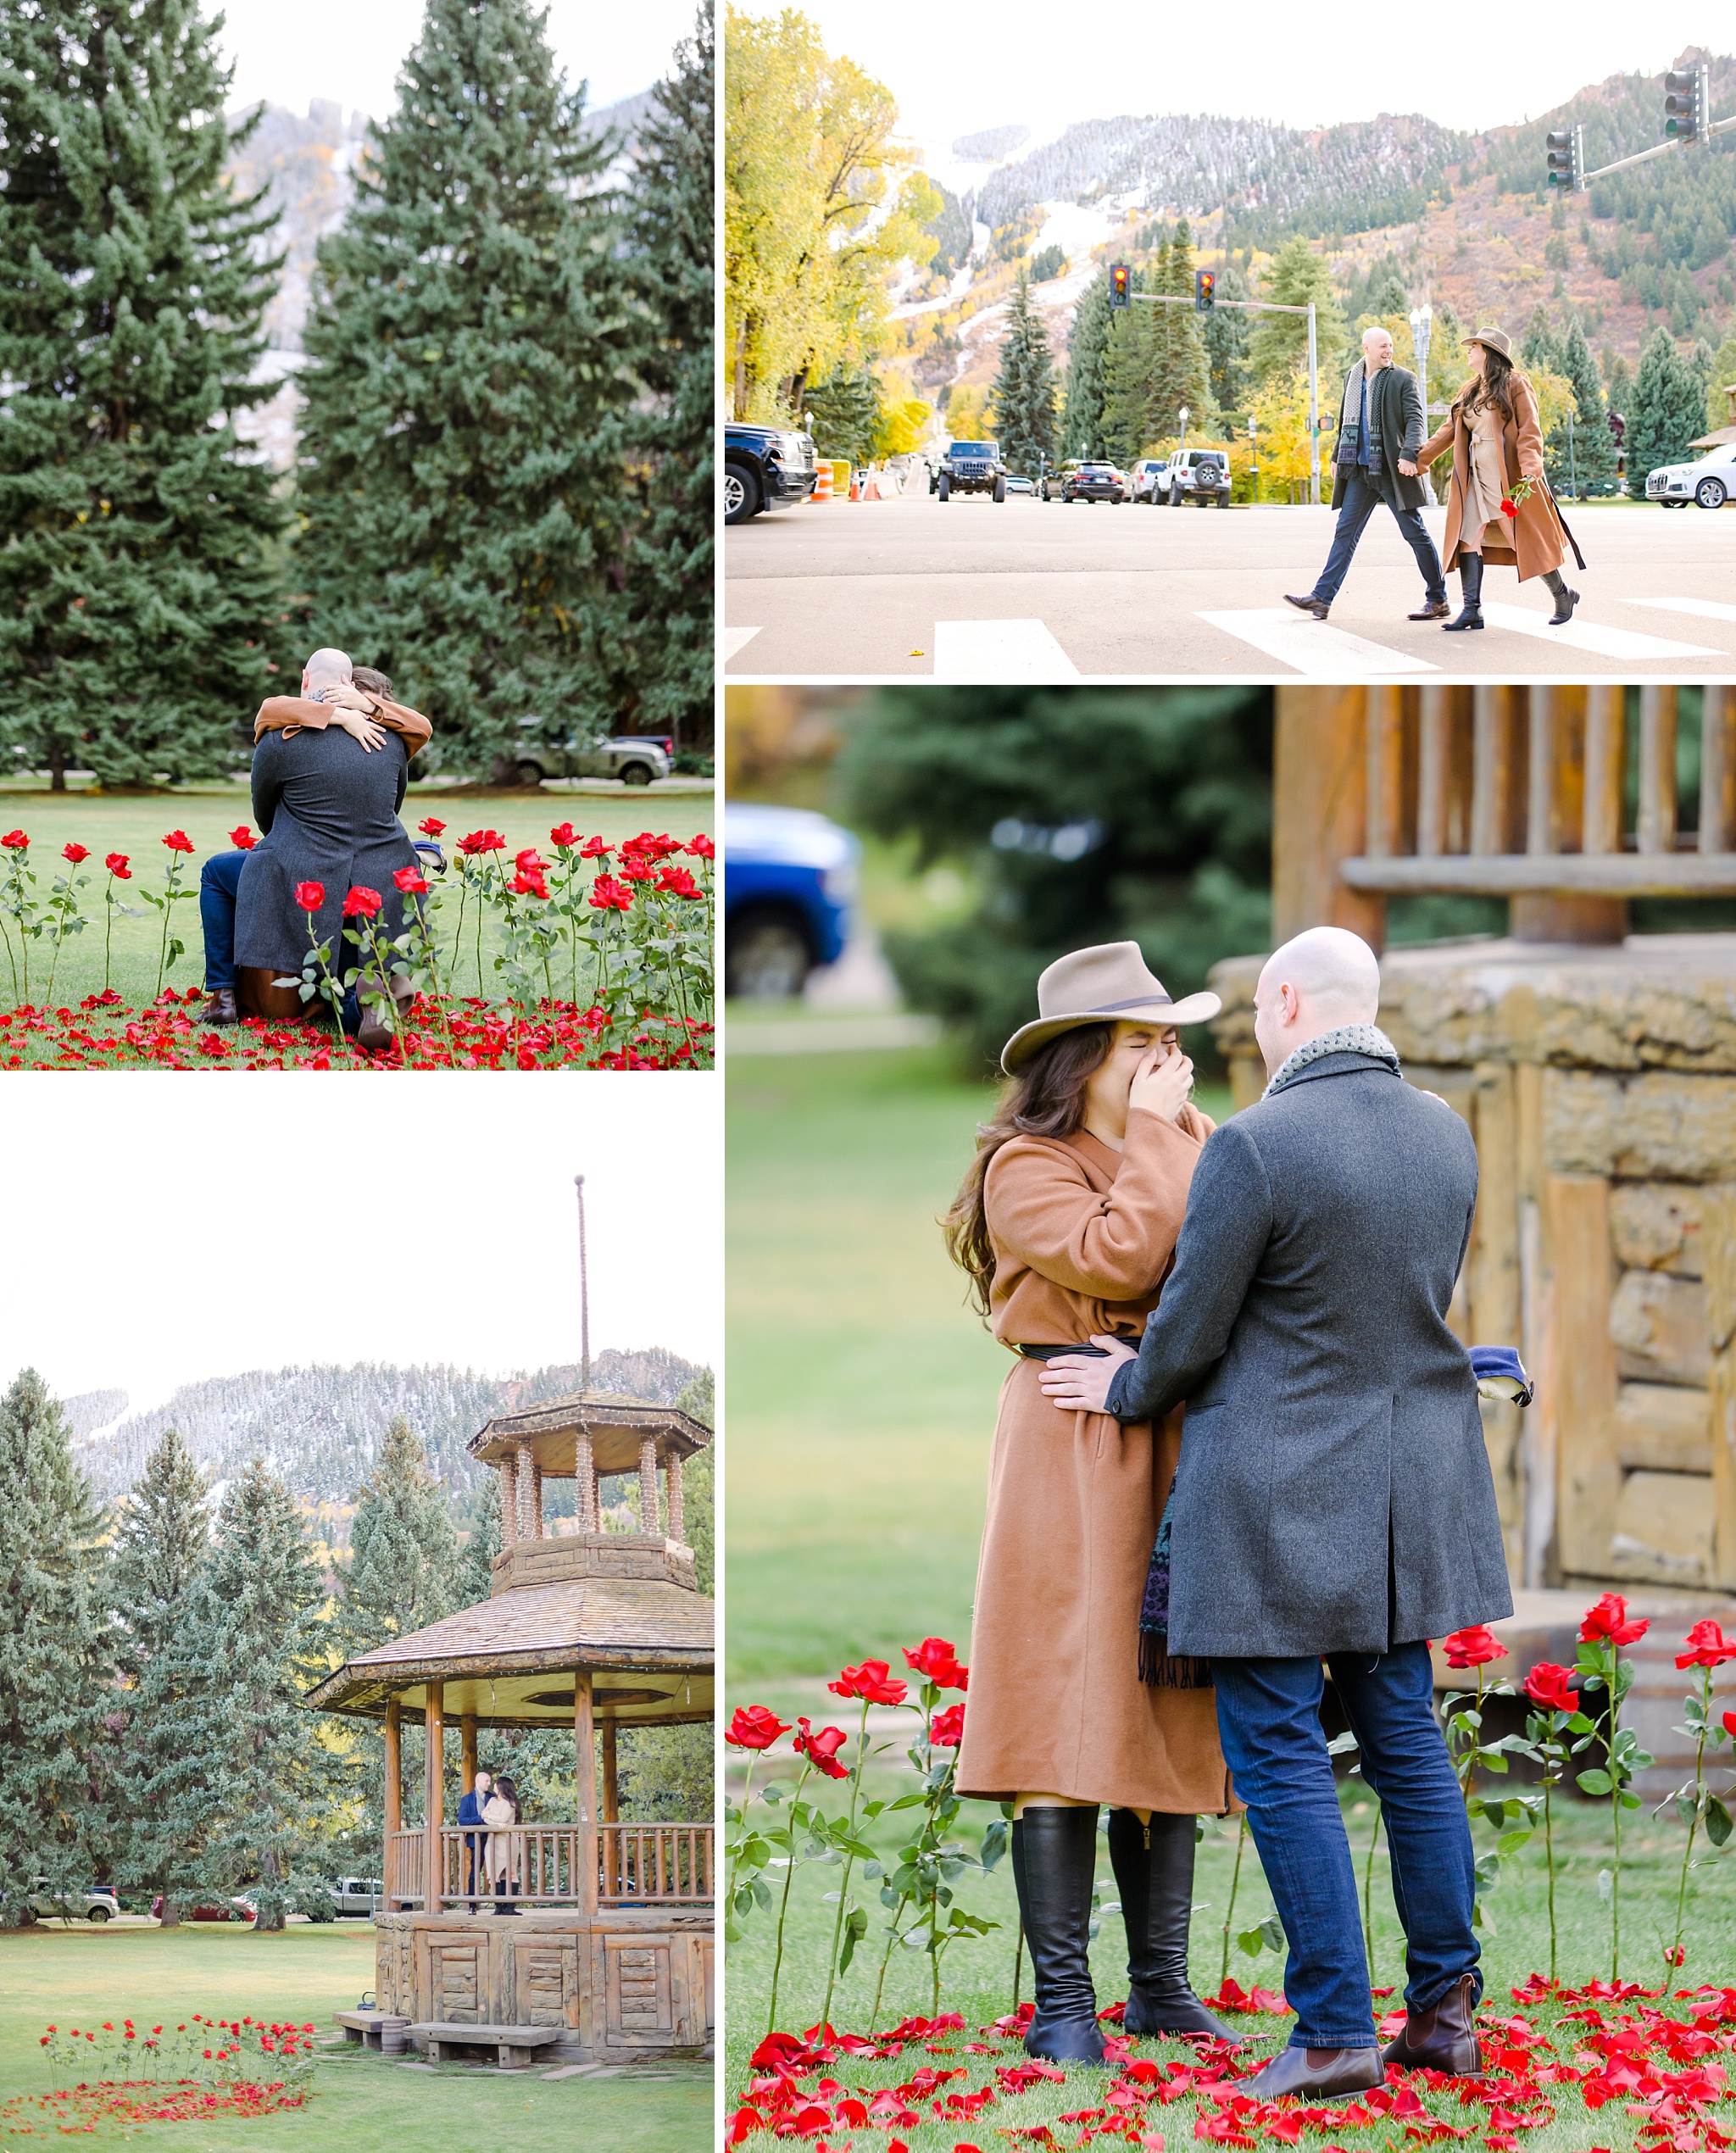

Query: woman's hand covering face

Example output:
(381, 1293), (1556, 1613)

(1128, 1038), (1194, 1124)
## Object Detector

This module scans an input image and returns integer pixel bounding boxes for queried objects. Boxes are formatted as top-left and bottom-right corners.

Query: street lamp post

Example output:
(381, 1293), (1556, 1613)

(1409, 303), (1433, 437)
(1177, 404), (1191, 459)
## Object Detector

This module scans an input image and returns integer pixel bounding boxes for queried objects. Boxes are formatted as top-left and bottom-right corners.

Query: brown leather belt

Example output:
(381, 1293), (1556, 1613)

(1016, 1342), (1111, 1360)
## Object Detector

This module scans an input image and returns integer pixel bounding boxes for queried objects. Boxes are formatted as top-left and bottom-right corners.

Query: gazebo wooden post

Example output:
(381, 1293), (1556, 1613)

(384, 1699), (402, 1904)
(497, 1458), (517, 1548)
(638, 1434), (660, 1538)
(665, 1454), (684, 1545)
(602, 1721), (619, 1824)
(516, 1444), (537, 1544)
(576, 1432), (597, 1531)
(460, 1713), (478, 1793)
(576, 1672), (598, 1914)
(424, 1683), (445, 1912)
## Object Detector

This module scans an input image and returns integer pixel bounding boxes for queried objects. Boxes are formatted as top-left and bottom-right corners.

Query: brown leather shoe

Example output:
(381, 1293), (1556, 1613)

(1383, 1972), (1481, 2076)
(1409, 598), (1450, 620)
(199, 988), (238, 1027)
(1283, 593), (1330, 620)
(1241, 2045), (1385, 2100)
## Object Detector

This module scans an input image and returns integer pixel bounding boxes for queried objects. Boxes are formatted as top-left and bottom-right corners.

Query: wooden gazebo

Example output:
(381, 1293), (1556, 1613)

(307, 1391), (715, 2061)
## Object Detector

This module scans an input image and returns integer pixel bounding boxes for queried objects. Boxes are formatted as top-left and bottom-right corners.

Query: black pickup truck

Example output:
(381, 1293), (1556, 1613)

(725, 423), (819, 525)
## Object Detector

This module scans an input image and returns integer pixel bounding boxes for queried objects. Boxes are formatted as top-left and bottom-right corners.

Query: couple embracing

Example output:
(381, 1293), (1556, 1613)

(944, 929), (1512, 2095)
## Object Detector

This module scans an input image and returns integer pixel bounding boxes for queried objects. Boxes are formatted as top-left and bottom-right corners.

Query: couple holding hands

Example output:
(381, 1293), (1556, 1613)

(945, 927), (1514, 2095)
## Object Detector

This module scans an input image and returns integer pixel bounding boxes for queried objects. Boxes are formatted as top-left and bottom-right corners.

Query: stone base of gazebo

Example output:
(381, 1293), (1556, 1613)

(373, 1905), (714, 2063)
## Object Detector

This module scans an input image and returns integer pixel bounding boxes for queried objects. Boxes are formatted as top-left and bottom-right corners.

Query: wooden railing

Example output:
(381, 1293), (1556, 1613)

(1337, 686), (1736, 902)
(385, 1822), (714, 1910)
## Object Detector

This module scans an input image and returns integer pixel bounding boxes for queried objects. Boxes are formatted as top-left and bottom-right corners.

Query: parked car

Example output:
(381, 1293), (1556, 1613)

(1129, 457), (1169, 503)
(1161, 447), (1232, 506)
(329, 1877), (386, 1918)
(508, 725), (672, 788)
(725, 421), (819, 525)
(1043, 460), (1126, 503)
(1644, 440), (1736, 509)
(150, 1894), (255, 1923)
(723, 802), (857, 999)
(1004, 474), (1037, 495)
(934, 439), (1007, 501)
(19, 1881), (118, 1924)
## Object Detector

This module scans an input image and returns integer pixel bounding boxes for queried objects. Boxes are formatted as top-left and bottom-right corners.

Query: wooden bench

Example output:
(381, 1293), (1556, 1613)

(334, 2011), (408, 2050)
(410, 2022), (565, 2071)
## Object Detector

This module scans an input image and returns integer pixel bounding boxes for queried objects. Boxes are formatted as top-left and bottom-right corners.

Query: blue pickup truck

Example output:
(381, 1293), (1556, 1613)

(724, 802), (858, 998)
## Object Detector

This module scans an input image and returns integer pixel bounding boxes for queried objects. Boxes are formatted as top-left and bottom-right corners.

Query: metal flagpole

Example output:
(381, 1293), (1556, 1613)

(574, 1174), (591, 1393)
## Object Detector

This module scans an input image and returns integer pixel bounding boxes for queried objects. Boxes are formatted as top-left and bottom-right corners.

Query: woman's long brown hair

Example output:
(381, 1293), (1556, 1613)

(943, 1023), (1114, 1320)
(1461, 344), (1528, 425)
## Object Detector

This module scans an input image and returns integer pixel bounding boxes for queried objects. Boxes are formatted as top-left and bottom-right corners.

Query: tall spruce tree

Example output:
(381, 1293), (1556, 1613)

(339, 1417), (457, 1656)
(1099, 265), (1159, 467)
(151, 1461), (331, 1929)
(1628, 324), (1708, 488)
(0, 1371), (110, 1922)
(1247, 236), (1346, 388)
(1520, 304), (1564, 375)
(1064, 270), (1115, 458)
(0, 2), (287, 787)
(991, 267), (1058, 476)
(454, 1458), (504, 1606)
(1149, 220), (1212, 437)
(612, 6), (713, 749)
(108, 1428), (210, 1922)
(295, 0), (642, 776)
(1549, 319), (1616, 497)
(1203, 259), (1252, 414)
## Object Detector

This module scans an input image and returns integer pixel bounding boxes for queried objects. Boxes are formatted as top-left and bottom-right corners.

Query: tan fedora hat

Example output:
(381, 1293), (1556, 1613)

(1001, 941), (1221, 1074)
(1466, 325), (1514, 362)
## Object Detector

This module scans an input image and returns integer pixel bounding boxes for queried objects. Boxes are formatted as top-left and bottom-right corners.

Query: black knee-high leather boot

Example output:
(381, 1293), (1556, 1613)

(1011, 1808), (1106, 2063)
(1107, 1811), (1239, 2043)
(1444, 550), (1483, 630)
(1541, 567), (1578, 626)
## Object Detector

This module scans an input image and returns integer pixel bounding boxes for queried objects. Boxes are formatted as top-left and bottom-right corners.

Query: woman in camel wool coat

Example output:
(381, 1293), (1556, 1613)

(944, 943), (1237, 2066)
(1415, 324), (1584, 632)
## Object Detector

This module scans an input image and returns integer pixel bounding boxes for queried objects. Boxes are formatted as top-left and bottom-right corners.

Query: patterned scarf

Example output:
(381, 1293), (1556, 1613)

(1263, 1022), (1400, 1099)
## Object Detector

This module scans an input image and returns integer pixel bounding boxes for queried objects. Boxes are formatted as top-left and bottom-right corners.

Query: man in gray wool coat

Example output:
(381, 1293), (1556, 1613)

(1042, 925), (1513, 2099)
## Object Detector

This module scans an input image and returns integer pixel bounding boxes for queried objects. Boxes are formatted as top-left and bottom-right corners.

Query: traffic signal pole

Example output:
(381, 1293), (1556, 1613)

(1128, 292), (1322, 503)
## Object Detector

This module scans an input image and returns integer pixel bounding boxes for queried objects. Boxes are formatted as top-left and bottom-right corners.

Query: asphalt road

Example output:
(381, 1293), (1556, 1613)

(723, 492), (1736, 680)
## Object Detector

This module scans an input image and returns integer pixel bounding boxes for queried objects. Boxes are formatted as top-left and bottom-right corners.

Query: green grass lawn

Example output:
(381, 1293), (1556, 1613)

(0, 783), (713, 1012)
(0, 1922), (710, 2150)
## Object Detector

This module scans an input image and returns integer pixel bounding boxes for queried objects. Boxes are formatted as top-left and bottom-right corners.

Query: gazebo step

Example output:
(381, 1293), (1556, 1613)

(410, 2022), (565, 2070)
(334, 2011), (409, 2050)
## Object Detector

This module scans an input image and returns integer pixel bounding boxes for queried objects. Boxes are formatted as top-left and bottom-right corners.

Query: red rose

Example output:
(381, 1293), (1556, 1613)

(1676, 1618), (1736, 1670)
(620, 858), (655, 882)
(656, 865), (702, 899)
(229, 826), (256, 850)
(1500, 496), (1518, 518)
(459, 828), (506, 856)
(725, 1705), (792, 1751)
(418, 816), (446, 837)
(162, 829), (194, 853)
(2, 830), (28, 850)
(394, 865), (429, 895)
(580, 835), (611, 859)
(828, 1660), (910, 1707)
(687, 833), (715, 860)
(903, 1637), (970, 1691)
(931, 1703), (965, 1747)
(588, 876), (634, 912)
(293, 881), (326, 912)
(793, 1716), (850, 1779)
(105, 853), (131, 879)
(1522, 1661), (1577, 1713)
(1580, 1593), (1649, 1648)
(63, 842), (89, 864)
(549, 822), (578, 848)
(342, 886), (383, 918)
(1724, 1711), (1736, 1743)
(1443, 1625), (1507, 1670)
(509, 869), (550, 898)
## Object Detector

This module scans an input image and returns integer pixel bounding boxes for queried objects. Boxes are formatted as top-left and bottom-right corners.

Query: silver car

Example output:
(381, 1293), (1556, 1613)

(509, 728), (673, 788)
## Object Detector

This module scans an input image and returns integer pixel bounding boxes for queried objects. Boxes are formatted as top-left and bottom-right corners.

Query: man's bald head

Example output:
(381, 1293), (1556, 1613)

(1254, 926), (1381, 1074)
(1362, 325), (1394, 370)
(303, 646), (352, 692)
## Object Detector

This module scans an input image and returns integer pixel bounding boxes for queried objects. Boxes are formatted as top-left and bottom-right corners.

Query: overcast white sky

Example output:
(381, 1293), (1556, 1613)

(2, 1077), (720, 1412)
(209, 0), (699, 124)
(747, 0), (1725, 155)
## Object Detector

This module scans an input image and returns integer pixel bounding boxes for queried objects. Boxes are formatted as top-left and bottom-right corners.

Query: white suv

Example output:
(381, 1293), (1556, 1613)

(1644, 441), (1736, 509)
(1129, 458), (1169, 503)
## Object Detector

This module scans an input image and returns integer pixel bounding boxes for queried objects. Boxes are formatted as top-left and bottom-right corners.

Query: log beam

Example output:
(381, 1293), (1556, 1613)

(423, 1682), (445, 1912)
(576, 1672), (598, 1916)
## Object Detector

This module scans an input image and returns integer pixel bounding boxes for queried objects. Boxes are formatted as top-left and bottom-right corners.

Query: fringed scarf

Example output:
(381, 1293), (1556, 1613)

(1138, 1472), (1212, 1688)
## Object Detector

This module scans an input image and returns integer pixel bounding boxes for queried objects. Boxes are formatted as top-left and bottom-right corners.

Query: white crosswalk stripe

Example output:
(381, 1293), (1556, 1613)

(1625, 596), (1736, 627)
(721, 626), (762, 662)
(932, 619), (1080, 681)
(1477, 603), (1720, 660)
(1195, 609), (1439, 676)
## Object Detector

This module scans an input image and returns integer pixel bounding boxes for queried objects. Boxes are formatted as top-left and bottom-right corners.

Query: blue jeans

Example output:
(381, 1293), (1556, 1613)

(1312, 470), (1445, 606)
(1211, 1642), (1477, 2050)
(198, 850), (247, 993)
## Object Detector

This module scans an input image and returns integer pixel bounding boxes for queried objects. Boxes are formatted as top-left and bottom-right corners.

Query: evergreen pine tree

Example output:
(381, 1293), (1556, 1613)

(150, 1462), (332, 1929)
(1203, 261), (1252, 415)
(108, 1429), (210, 1922)
(295, 0), (641, 776)
(991, 268), (1058, 476)
(1099, 268), (1158, 467)
(1628, 325), (1709, 487)
(1704, 329), (1736, 434)
(1520, 304), (1563, 374)
(1247, 236), (1346, 388)
(610, 5), (713, 750)
(339, 1417), (458, 1656)
(0, 1), (288, 787)
(0, 1371), (110, 1922)
(1151, 220), (1213, 436)
(1064, 270), (1115, 458)
(454, 1460), (504, 1607)
(1548, 319), (1616, 497)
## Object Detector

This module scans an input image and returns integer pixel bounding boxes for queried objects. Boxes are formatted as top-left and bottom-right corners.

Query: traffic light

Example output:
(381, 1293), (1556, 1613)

(1194, 268), (1215, 313)
(1664, 64), (1707, 142)
(1545, 126), (1581, 192)
(1110, 262), (1130, 309)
